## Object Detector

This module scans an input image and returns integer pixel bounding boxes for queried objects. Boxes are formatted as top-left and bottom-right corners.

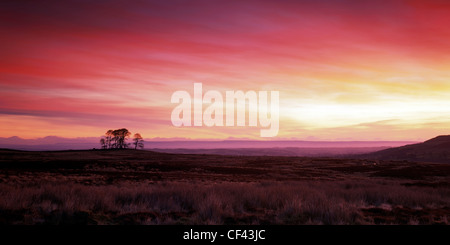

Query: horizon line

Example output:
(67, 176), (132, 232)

(0, 135), (423, 143)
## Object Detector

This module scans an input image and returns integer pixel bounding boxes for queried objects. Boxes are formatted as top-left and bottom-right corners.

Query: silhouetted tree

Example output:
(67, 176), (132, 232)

(133, 133), (144, 149)
(105, 129), (114, 149)
(99, 138), (107, 149)
(112, 128), (131, 149)
(100, 128), (131, 150)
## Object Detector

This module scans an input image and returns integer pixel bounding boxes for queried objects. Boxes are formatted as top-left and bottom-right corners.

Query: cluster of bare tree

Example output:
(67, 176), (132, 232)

(99, 128), (144, 150)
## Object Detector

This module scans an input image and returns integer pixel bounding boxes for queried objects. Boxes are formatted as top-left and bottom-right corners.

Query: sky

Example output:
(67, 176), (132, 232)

(1, 0), (450, 141)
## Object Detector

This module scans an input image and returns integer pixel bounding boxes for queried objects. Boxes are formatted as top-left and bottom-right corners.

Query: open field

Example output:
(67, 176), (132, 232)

(1, 149), (450, 225)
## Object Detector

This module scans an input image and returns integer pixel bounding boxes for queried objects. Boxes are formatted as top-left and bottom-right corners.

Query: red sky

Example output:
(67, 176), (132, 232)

(1, 0), (450, 140)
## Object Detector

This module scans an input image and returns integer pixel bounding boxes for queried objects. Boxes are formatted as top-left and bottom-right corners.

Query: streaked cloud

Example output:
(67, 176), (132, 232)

(1, 0), (449, 140)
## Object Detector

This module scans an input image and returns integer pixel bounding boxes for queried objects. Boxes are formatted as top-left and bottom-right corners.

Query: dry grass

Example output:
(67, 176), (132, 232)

(1, 180), (449, 225)
(1, 149), (450, 225)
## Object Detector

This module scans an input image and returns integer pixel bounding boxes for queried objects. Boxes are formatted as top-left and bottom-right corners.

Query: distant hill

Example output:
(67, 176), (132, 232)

(0, 136), (100, 151)
(0, 136), (414, 151)
(151, 147), (390, 157)
(362, 135), (450, 163)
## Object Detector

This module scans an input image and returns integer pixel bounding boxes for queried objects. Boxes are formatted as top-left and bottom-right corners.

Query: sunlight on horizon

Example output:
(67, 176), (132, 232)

(1, 0), (450, 141)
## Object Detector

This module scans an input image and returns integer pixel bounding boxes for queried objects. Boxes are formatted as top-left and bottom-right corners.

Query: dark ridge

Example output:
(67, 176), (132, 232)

(424, 135), (450, 144)
(0, 148), (24, 152)
(359, 135), (450, 164)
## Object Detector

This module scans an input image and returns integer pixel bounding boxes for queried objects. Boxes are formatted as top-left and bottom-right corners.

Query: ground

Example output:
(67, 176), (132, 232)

(0, 149), (449, 225)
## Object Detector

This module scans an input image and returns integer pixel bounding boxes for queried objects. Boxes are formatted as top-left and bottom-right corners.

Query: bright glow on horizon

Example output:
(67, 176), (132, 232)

(1, 0), (450, 141)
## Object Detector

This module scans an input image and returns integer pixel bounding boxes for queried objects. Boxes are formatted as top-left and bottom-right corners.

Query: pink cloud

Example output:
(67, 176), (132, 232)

(1, 0), (450, 139)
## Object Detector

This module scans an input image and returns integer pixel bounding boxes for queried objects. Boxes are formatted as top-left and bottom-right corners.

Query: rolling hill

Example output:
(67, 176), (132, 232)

(362, 135), (450, 163)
